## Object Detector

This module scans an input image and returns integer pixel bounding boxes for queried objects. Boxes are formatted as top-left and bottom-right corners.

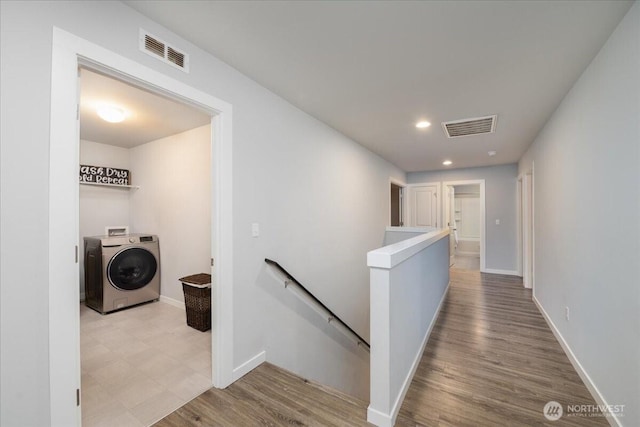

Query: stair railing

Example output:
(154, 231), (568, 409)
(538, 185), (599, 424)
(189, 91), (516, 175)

(265, 258), (370, 351)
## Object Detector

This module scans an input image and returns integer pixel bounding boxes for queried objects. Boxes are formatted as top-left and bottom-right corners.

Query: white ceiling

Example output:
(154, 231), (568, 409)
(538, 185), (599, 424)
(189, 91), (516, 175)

(123, 0), (632, 171)
(80, 68), (210, 148)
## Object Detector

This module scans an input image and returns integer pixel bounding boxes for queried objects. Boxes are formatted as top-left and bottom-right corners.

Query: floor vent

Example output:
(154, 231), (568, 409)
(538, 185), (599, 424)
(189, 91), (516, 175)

(442, 115), (497, 138)
(139, 30), (189, 73)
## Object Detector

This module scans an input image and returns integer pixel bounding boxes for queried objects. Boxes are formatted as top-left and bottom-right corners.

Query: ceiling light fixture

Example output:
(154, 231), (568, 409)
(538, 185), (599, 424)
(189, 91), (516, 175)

(97, 105), (126, 123)
(415, 121), (431, 129)
(488, 150), (497, 156)
(443, 160), (452, 166)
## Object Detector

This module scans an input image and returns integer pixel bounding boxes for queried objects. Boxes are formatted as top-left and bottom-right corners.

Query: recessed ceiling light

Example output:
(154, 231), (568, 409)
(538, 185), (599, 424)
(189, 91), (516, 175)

(443, 160), (452, 166)
(488, 150), (497, 156)
(415, 121), (431, 129)
(97, 105), (126, 123)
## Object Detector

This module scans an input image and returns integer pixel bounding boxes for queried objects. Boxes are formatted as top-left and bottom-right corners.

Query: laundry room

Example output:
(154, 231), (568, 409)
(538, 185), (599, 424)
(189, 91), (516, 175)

(78, 67), (214, 426)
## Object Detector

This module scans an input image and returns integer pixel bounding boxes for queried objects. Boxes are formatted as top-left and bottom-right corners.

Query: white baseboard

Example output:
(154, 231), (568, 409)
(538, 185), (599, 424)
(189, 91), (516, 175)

(482, 268), (520, 276)
(159, 295), (185, 310)
(367, 281), (451, 427)
(533, 296), (621, 427)
(233, 350), (266, 382)
(366, 406), (392, 427)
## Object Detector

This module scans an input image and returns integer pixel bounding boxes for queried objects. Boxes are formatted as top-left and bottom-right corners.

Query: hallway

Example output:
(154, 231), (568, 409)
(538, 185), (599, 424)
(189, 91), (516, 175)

(395, 270), (606, 426)
(155, 270), (605, 426)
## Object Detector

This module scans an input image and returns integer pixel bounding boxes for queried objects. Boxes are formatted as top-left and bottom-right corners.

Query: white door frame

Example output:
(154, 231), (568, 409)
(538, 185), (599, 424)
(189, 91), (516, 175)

(405, 181), (441, 228)
(531, 162), (535, 294)
(442, 180), (486, 271)
(517, 175), (523, 277)
(444, 185), (456, 266)
(518, 170), (533, 289)
(49, 28), (234, 426)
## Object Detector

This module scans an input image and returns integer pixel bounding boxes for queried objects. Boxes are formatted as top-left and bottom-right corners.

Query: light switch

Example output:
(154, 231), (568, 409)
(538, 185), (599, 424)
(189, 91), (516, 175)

(251, 223), (260, 237)
(495, 219), (500, 225)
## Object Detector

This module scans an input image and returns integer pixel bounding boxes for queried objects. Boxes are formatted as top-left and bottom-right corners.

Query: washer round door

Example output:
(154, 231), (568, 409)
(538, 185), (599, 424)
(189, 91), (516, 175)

(107, 247), (158, 291)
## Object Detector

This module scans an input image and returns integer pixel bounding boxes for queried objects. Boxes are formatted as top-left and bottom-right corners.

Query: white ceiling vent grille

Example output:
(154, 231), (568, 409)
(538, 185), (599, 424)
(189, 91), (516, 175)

(139, 30), (189, 73)
(442, 115), (497, 138)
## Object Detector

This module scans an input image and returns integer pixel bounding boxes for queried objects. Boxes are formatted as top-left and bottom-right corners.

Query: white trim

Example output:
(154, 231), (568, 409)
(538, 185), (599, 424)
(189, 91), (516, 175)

(366, 406), (392, 427)
(483, 268), (519, 276)
(530, 162), (535, 293)
(49, 27), (234, 427)
(159, 295), (185, 310)
(232, 351), (267, 381)
(389, 177), (406, 187)
(516, 174), (523, 277)
(442, 180), (486, 272)
(367, 281), (450, 427)
(520, 170), (533, 289)
(533, 297), (621, 427)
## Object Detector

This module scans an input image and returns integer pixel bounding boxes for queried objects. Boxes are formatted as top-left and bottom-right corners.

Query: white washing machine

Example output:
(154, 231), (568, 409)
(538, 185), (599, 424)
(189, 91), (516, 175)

(84, 234), (160, 314)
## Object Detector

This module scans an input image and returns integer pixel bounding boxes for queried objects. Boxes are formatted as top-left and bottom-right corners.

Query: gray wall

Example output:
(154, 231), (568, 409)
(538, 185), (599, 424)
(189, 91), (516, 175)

(408, 164), (518, 272)
(0, 1), (405, 424)
(519, 2), (639, 423)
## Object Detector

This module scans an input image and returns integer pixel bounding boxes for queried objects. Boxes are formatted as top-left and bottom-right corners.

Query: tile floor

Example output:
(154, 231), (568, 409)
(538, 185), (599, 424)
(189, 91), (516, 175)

(80, 301), (212, 427)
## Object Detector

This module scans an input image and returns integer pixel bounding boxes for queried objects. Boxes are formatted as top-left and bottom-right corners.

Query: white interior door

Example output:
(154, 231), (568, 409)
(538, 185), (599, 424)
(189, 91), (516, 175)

(412, 185), (438, 227)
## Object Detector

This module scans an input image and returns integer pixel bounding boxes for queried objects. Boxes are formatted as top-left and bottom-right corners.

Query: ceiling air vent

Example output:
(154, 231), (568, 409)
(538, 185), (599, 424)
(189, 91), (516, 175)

(442, 115), (497, 138)
(139, 29), (189, 73)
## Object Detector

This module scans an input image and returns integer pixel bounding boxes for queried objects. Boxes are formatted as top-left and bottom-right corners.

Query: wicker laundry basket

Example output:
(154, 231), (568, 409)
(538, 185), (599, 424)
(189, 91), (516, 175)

(180, 273), (212, 332)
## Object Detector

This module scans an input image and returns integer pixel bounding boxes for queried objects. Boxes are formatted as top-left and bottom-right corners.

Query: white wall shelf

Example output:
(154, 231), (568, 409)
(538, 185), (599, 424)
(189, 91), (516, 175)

(80, 181), (139, 189)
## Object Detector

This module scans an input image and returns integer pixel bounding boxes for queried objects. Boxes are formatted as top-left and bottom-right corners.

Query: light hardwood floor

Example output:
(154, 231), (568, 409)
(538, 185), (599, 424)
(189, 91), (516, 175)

(155, 270), (607, 426)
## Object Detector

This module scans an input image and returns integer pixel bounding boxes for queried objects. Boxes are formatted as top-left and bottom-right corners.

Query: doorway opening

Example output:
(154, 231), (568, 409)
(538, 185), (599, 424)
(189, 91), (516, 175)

(49, 28), (234, 426)
(443, 180), (486, 272)
(390, 180), (406, 226)
(78, 66), (213, 425)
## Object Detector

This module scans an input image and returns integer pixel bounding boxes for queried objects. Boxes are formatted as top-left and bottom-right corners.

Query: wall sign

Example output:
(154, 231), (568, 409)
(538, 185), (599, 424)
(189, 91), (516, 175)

(79, 164), (130, 186)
